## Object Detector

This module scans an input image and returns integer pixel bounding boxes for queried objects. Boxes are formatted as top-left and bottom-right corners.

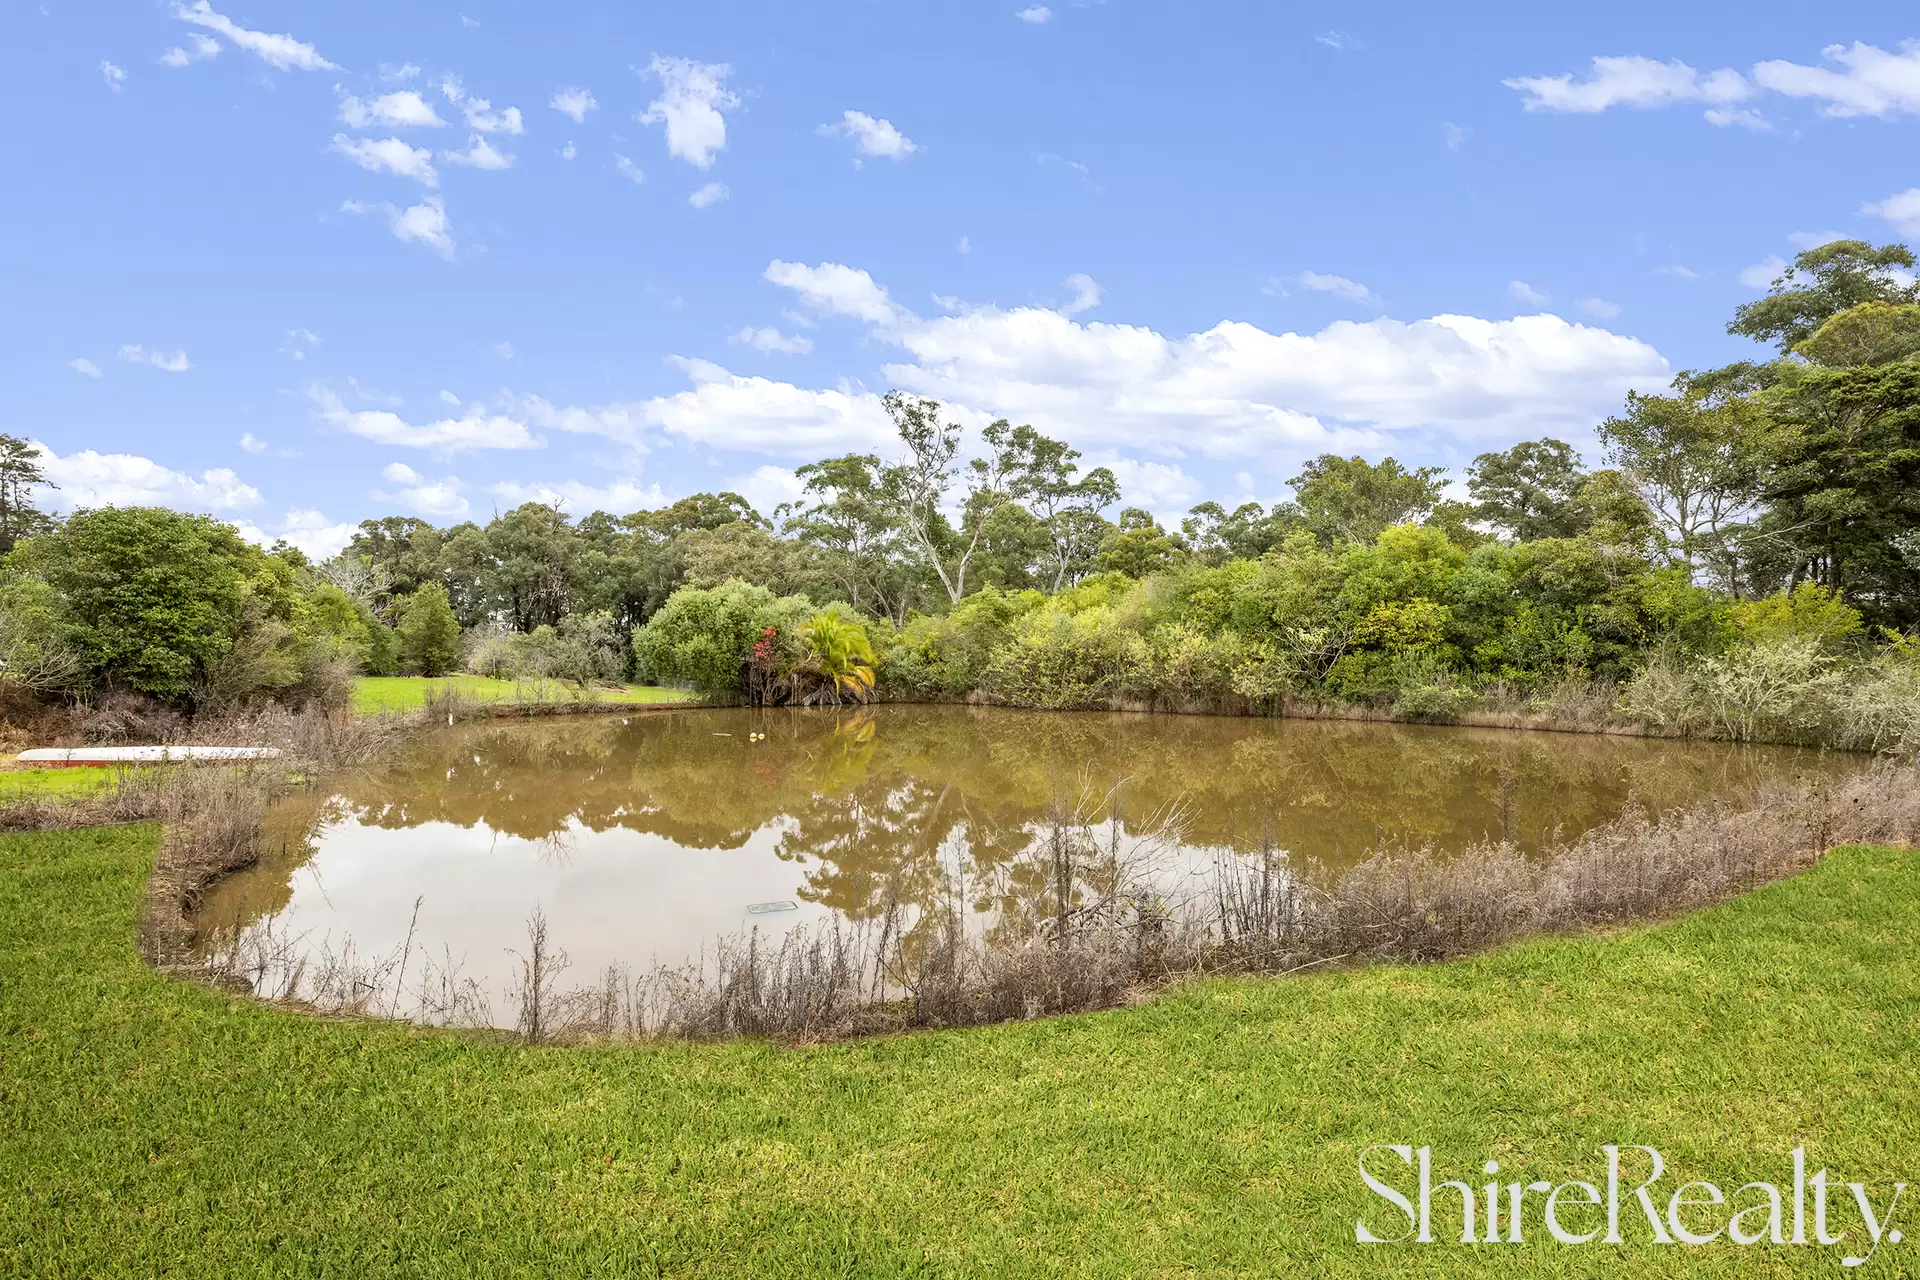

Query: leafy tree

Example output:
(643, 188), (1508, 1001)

(1466, 438), (1589, 541)
(1793, 301), (1920, 368)
(783, 453), (921, 622)
(796, 607), (878, 704)
(629, 491), (765, 539)
(1729, 239), (1920, 353)
(1288, 454), (1448, 545)
(1755, 360), (1920, 623)
(1598, 381), (1768, 589)
(395, 583), (462, 676)
(480, 502), (580, 632)
(1182, 501), (1295, 564)
(995, 423), (1120, 589)
(881, 395), (1026, 603)
(1096, 508), (1184, 577)
(343, 517), (447, 611)
(5, 507), (260, 701)
(0, 434), (55, 555)
(632, 579), (816, 699)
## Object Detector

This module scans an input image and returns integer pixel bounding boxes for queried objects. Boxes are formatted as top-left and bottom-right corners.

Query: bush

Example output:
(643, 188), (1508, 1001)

(395, 584), (462, 676)
(632, 580), (816, 701)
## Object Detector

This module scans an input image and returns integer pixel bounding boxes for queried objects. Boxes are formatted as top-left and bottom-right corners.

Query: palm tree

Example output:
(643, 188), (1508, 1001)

(797, 607), (877, 705)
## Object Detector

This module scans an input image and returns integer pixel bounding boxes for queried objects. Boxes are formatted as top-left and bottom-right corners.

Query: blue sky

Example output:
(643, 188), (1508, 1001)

(8, 2), (1920, 557)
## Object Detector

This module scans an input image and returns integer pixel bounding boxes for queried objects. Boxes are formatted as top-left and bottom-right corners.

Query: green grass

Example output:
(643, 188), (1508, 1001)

(350, 675), (694, 716)
(0, 765), (153, 802)
(1, 825), (1915, 1277)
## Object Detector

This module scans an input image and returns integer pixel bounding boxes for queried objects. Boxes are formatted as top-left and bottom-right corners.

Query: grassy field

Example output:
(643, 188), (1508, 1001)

(0, 825), (1914, 1276)
(0, 765), (152, 802)
(350, 675), (694, 716)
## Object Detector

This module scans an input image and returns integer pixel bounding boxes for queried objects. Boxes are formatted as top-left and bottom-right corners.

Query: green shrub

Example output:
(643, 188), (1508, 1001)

(395, 584), (463, 677)
(632, 580), (816, 700)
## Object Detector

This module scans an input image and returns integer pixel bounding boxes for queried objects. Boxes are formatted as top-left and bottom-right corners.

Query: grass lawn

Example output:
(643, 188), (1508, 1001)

(350, 675), (694, 716)
(1, 826), (1915, 1277)
(0, 766), (153, 802)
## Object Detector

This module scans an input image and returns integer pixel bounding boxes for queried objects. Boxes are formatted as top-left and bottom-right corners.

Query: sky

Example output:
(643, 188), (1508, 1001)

(8, 2), (1920, 560)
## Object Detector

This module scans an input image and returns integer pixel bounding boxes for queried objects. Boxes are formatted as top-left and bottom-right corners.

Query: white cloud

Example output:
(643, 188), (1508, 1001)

(614, 154), (645, 184)
(492, 341), (516, 360)
(638, 263), (1673, 467)
(731, 326), (814, 356)
(1505, 55), (1752, 118)
(68, 358), (103, 378)
(433, 76), (524, 134)
(1301, 271), (1380, 305)
(161, 33), (221, 67)
(638, 56), (738, 169)
(1704, 107), (1769, 129)
(765, 259), (910, 326)
(819, 110), (919, 160)
(382, 63), (421, 83)
(1753, 42), (1920, 118)
(101, 62), (126, 91)
(730, 465), (805, 519)
(172, 1), (334, 71)
(381, 461), (422, 484)
(1508, 280), (1549, 305)
(239, 432), (268, 454)
(1576, 297), (1622, 319)
(1015, 6), (1052, 23)
(489, 478), (668, 515)
(339, 90), (446, 129)
(550, 86), (597, 124)
(331, 135), (438, 186)
(442, 134), (513, 170)
(1864, 188), (1920, 237)
(118, 345), (191, 372)
(377, 472), (470, 518)
(282, 328), (320, 360)
(1094, 455), (1203, 519)
(1739, 256), (1786, 290)
(1654, 264), (1701, 279)
(310, 385), (540, 452)
(438, 390), (461, 406)
(34, 442), (261, 511)
(341, 196), (455, 259)
(1315, 32), (1360, 51)
(561, 141), (577, 161)
(957, 235), (971, 254)
(234, 509), (357, 560)
(1443, 122), (1469, 150)
(689, 182), (730, 208)
(1787, 230), (1850, 250)
(1062, 273), (1102, 315)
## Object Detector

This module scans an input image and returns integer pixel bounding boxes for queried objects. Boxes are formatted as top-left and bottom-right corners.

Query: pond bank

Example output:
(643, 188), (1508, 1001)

(3, 822), (1915, 1274)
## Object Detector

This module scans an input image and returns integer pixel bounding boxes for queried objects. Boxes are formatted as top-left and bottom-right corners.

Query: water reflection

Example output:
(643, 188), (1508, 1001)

(195, 706), (1856, 1022)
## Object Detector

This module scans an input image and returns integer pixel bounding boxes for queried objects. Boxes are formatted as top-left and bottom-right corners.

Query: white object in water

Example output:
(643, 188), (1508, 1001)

(15, 746), (282, 767)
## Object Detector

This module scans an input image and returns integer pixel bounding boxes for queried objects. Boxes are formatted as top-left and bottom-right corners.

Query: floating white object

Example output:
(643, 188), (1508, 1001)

(745, 900), (798, 915)
(15, 746), (282, 767)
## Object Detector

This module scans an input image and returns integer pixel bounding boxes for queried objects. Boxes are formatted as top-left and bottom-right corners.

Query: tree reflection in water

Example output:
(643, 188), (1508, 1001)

(202, 706), (1857, 976)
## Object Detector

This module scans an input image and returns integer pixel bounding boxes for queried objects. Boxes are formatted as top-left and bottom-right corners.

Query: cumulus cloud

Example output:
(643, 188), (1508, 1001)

(234, 509), (357, 560)
(819, 110), (919, 161)
(728, 465), (805, 519)
(1508, 280), (1549, 305)
(239, 433), (268, 454)
(688, 181), (730, 208)
(732, 326), (814, 355)
(1016, 6), (1052, 22)
(1061, 273), (1102, 315)
(1577, 297), (1623, 319)
(614, 154), (645, 184)
(638, 56), (738, 168)
(161, 33), (221, 67)
(341, 196), (455, 258)
(1754, 42), (1920, 118)
(339, 90), (445, 128)
(433, 76), (524, 134)
(1865, 187), (1920, 236)
(764, 260), (910, 326)
(118, 345), (191, 372)
(282, 328), (320, 360)
(1301, 271), (1381, 305)
(639, 360), (897, 455)
(309, 385), (540, 452)
(489, 477), (668, 515)
(550, 86), (597, 123)
(442, 134), (513, 170)
(331, 135), (438, 185)
(34, 442), (261, 511)
(172, 1), (334, 71)
(375, 471), (470, 518)
(1505, 55), (1752, 119)
(68, 358), (103, 378)
(1739, 256), (1787, 290)
(101, 62), (126, 91)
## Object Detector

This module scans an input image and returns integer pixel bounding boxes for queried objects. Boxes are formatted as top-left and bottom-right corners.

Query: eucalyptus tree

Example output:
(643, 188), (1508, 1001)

(0, 433), (56, 554)
(1465, 438), (1589, 541)
(1287, 454), (1448, 545)
(1730, 240), (1920, 353)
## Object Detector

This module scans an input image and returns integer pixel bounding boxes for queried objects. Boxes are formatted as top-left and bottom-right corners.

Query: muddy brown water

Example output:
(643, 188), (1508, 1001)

(192, 705), (1860, 1026)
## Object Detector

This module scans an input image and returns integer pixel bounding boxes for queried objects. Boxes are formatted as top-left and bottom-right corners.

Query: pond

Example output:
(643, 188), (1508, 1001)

(193, 706), (1857, 1028)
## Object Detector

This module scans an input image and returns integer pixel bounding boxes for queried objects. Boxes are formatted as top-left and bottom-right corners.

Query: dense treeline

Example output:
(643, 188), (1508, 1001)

(2, 240), (1918, 745)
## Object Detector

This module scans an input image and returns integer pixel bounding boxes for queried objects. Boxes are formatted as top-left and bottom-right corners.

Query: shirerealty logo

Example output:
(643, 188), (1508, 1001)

(1357, 1146), (1907, 1268)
